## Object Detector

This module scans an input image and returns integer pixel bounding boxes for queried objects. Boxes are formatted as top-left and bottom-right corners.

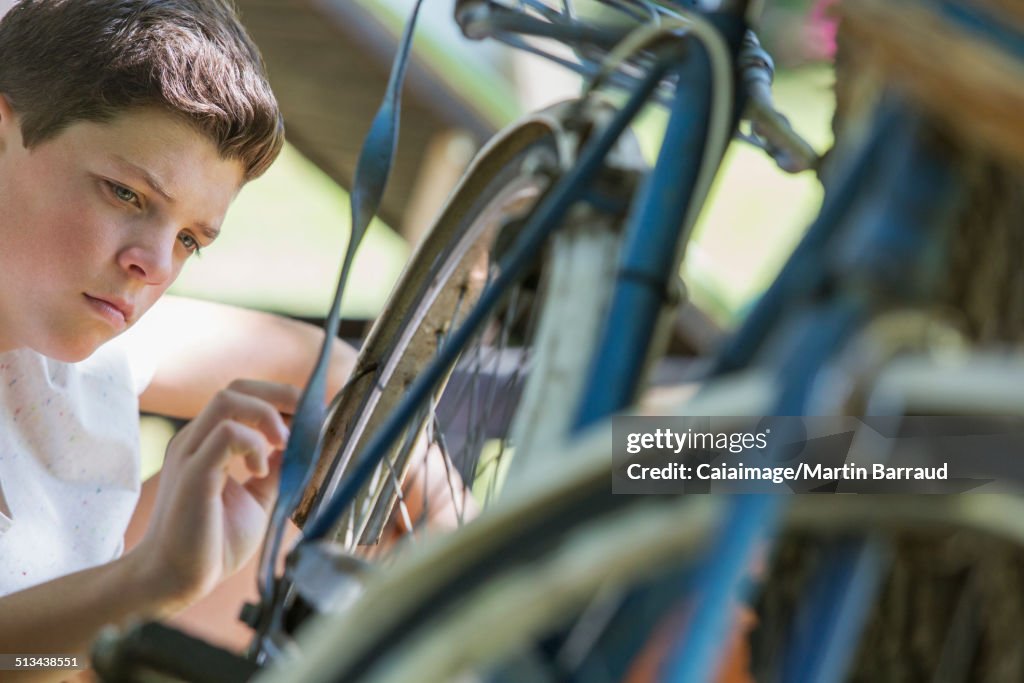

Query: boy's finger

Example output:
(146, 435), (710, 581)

(179, 390), (290, 454)
(189, 419), (273, 480)
(243, 453), (282, 512)
(225, 379), (302, 416)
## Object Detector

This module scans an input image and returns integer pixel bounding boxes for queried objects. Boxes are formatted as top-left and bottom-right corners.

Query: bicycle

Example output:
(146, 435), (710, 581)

(255, 1), (1024, 681)
(287, 0), (816, 559)
(92, 0), (1024, 680)
(251, 0), (815, 665)
(93, 0), (811, 677)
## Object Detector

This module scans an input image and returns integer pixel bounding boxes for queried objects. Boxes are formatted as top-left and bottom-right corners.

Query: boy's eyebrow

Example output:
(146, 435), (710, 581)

(194, 222), (221, 241)
(110, 154), (175, 202)
(110, 154), (221, 241)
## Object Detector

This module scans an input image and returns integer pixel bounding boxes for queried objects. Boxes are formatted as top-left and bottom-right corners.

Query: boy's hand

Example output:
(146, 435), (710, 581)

(132, 379), (300, 608)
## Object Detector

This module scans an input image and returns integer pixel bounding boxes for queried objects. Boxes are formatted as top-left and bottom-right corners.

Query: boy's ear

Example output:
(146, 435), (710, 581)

(0, 94), (17, 154)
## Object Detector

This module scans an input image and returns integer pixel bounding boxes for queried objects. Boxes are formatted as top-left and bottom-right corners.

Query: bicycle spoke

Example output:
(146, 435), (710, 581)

(419, 289), (477, 529)
(426, 328), (472, 529)
(464, 279), (488, 476)
(388, 241), (549, 527)
(475, 275), (544, 503)
(356, 402), (431, 546)
(428, 414), (471, 528)
(381, 450), (417, 544)
(439, 263), (500, 477)
(491, 286), (548, 483)
(474, 284), (522, 491)
(430, 397), (475, 526)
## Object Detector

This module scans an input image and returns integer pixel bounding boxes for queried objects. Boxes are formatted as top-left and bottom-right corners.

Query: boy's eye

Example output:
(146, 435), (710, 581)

(178, 232), (202, 256)
(108, 181), (141, 208)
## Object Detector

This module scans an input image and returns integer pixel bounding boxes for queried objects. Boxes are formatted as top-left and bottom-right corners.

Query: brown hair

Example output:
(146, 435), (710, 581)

(0, 0), (283, 180)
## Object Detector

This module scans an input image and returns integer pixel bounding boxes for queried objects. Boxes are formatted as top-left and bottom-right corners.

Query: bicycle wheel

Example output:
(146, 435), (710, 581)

(294, 101), (643, 552)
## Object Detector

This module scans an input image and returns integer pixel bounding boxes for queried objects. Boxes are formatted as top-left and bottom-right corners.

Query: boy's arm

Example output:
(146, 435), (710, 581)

(1, 381), (296, 682)
(130, 295), (357, 419)
(0, 551), (176, 683)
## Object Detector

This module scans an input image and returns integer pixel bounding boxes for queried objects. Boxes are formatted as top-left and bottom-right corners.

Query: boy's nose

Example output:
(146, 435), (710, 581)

(117, 239), (175, 286)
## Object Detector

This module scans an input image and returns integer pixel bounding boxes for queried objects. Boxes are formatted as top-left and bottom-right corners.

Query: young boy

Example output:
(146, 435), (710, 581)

(0, 0), (356, 673)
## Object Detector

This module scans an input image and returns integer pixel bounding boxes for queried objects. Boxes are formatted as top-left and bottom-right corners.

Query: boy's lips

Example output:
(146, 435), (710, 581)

(83, 293), (134, 327)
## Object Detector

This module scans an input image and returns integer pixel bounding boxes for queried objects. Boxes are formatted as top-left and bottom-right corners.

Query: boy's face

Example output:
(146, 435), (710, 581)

(0, 102), (245, 361)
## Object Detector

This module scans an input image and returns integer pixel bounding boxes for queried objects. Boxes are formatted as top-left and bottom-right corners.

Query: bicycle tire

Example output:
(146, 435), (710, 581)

(294, 101), (641, 550)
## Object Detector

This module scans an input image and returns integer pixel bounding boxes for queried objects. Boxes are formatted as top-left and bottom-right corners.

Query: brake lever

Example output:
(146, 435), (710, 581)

(738, 31), (819, 174)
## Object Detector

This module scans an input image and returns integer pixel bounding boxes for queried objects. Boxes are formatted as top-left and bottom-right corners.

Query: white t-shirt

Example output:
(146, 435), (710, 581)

(0, 341), (148, 596)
